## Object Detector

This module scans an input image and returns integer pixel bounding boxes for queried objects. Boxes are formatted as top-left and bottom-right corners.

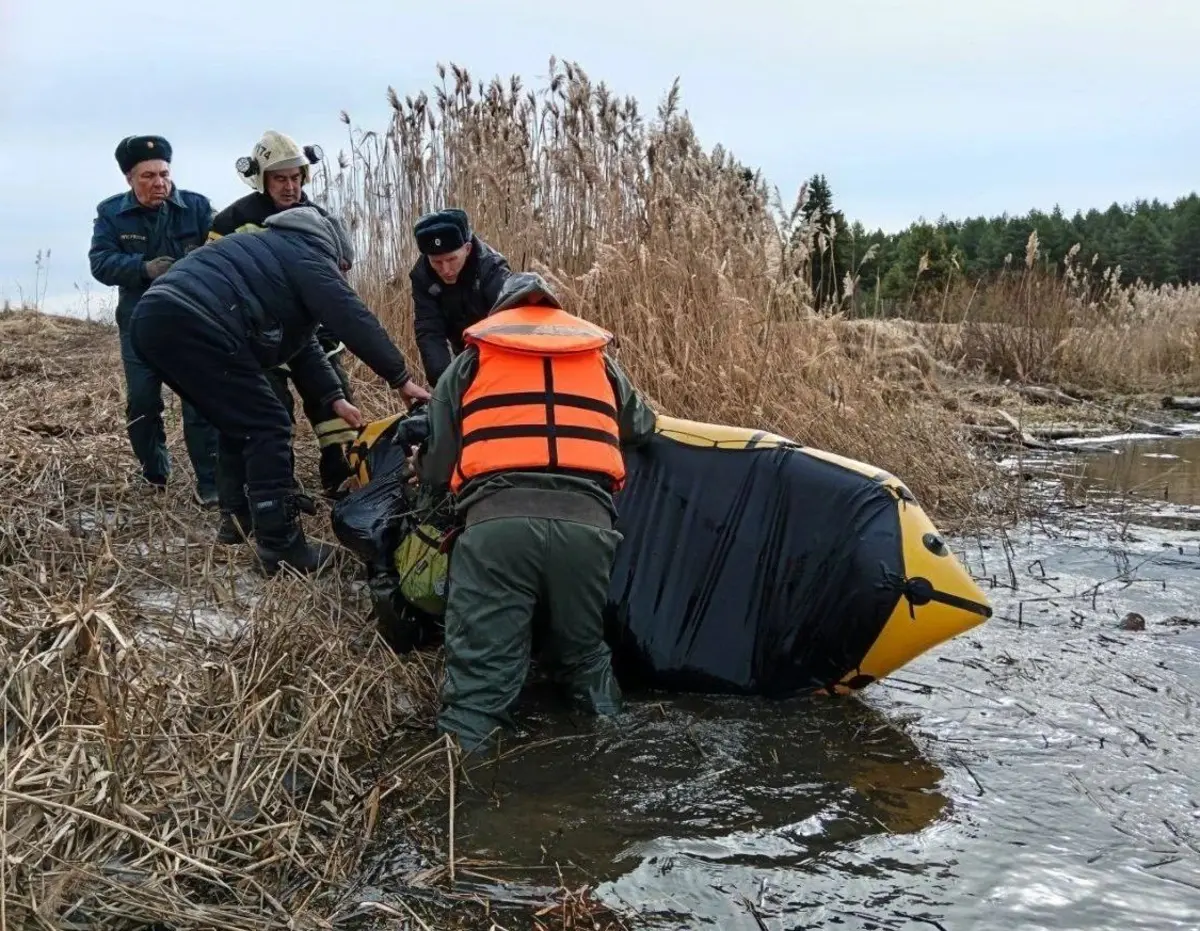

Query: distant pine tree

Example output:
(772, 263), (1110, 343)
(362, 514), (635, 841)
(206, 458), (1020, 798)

(838, 188), (1200, 299)
(800, 174), (848, 310)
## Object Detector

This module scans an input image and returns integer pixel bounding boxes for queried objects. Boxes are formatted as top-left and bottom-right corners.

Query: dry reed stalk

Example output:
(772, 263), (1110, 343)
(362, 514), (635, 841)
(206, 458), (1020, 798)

(311, 59), (1005, 524)
(445, 734), (457, 887)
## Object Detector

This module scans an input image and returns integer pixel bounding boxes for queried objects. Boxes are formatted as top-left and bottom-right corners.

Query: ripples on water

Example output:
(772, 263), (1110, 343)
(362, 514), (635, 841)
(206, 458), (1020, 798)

(366, 432), (1200, 930)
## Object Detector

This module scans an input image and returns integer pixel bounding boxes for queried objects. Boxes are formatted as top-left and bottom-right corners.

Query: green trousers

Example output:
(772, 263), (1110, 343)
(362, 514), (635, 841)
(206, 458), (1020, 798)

(437, 514), (624, 755)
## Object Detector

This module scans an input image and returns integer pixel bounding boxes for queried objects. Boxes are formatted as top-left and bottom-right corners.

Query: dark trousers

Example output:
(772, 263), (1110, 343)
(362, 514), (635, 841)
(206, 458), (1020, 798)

(271, 352), (355, 429)
(214, 370), (299, 516)
(128, 295), (296, 506)
(118, 322), (218, 492)
(214, 354), (356, 513)
(438, 513), (624, 755)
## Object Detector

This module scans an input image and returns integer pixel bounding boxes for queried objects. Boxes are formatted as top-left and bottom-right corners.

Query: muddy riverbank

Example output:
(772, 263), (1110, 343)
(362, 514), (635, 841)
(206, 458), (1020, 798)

(3, 308), (1198, 930)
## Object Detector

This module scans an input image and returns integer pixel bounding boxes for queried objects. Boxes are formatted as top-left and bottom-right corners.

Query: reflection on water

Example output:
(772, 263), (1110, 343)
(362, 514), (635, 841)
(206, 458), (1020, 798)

(1062, 434), (1200, 508)
(451, 693), (946, 889)
(365, 431), (1200, 930)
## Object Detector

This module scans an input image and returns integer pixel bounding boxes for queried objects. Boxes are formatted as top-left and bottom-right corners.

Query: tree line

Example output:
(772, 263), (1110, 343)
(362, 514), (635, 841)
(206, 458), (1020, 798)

(795, 174), (1200, 310)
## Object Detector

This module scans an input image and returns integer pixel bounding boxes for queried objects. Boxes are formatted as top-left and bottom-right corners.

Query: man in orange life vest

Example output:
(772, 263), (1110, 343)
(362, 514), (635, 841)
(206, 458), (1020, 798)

(413, 272), (658, 755)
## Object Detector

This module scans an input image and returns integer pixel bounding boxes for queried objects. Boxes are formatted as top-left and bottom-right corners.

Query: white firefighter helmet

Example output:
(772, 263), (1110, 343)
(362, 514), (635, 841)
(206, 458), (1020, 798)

(235, 130), (324, 193)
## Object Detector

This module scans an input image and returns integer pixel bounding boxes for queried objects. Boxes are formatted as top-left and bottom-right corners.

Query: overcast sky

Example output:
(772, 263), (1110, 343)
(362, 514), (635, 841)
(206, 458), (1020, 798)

(1, 0), (1196, 314)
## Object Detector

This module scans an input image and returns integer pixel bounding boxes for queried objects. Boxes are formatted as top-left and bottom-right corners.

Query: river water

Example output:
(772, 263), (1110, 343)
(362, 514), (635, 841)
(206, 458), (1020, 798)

(368, 431), (1200, 930)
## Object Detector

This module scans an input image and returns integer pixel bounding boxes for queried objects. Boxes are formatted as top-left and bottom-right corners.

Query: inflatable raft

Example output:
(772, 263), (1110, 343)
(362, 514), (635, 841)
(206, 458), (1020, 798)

(331, 409), (993, 697)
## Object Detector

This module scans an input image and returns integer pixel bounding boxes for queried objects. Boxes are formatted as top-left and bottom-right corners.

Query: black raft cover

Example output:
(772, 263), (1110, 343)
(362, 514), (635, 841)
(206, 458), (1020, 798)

(604, 435), (905, 697)
(332, 412), (431, 570)
(332, 413), (908, 698)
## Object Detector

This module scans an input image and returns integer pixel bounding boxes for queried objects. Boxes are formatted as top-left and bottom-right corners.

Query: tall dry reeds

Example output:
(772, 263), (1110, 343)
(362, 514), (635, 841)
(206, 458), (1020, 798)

(875, 234), (1200, 395)
(311, 58), (992, 519)
(0, 313), (404, 929)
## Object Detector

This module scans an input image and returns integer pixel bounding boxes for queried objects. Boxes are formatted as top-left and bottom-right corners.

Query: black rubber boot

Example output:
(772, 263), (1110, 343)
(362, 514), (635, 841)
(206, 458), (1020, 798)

(319, 444), (353, 499)
(215, 438), (252, 530)
(216, 510), (252, 544)
(292, 489), (319, 515)
(250, 496), (337, 575)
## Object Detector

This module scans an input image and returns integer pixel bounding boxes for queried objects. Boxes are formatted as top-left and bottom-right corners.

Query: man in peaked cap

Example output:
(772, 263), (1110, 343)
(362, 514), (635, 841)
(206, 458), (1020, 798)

(89, 135), (220, 506)
(408, 208), (512, 387)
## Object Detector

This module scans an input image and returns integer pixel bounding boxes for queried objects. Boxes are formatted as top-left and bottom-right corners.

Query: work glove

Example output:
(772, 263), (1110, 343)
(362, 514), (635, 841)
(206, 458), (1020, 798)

(144, 256), (176, 280)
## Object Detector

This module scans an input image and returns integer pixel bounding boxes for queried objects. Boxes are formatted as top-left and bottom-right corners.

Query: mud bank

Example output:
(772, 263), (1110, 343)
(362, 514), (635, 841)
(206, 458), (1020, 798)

(5, 308), (1198, 930)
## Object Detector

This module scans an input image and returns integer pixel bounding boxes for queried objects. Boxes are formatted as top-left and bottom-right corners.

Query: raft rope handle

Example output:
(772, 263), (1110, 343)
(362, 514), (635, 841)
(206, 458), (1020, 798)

(882, 569), (993, 621)
(903, 576), (993, 620)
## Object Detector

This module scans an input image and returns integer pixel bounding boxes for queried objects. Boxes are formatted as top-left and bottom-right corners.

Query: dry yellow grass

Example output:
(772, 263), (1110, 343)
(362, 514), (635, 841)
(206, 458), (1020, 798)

(0, 310), (626, 930)
(891, 238), (1200, 395)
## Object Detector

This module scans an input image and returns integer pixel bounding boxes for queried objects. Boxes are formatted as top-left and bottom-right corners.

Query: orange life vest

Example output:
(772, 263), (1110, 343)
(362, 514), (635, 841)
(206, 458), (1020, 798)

(450, 305), (626, 493)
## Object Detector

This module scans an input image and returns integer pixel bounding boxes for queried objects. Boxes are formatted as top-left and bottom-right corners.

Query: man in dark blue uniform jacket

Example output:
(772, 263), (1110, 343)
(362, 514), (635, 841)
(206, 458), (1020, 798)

(409, 208), (512, 387)
(88, 135), (219, 505)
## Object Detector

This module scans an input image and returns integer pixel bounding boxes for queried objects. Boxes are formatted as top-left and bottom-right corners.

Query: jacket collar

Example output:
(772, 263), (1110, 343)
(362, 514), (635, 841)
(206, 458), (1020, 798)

(117, 184), (186, 214)
(256, 190), (312, 212)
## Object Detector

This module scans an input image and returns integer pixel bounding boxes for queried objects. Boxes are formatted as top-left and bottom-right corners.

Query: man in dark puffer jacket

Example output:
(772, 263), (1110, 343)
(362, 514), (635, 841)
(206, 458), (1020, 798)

(129, 205), (430, 575)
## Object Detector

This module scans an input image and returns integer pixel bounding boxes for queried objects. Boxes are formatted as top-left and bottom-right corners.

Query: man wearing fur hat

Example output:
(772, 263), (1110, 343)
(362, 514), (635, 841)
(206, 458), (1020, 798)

(409, 208), (512, 387)
(206, 132), (358, 534)
(89, 134), (220, 506)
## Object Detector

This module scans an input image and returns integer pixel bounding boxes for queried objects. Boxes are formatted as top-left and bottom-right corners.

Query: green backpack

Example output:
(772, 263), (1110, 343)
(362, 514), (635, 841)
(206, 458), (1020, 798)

(393, 523), (455, 615)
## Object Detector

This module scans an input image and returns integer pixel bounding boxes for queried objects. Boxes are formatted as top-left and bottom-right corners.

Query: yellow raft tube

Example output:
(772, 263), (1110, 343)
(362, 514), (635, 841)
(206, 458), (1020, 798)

(649, 414), (993, 693)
